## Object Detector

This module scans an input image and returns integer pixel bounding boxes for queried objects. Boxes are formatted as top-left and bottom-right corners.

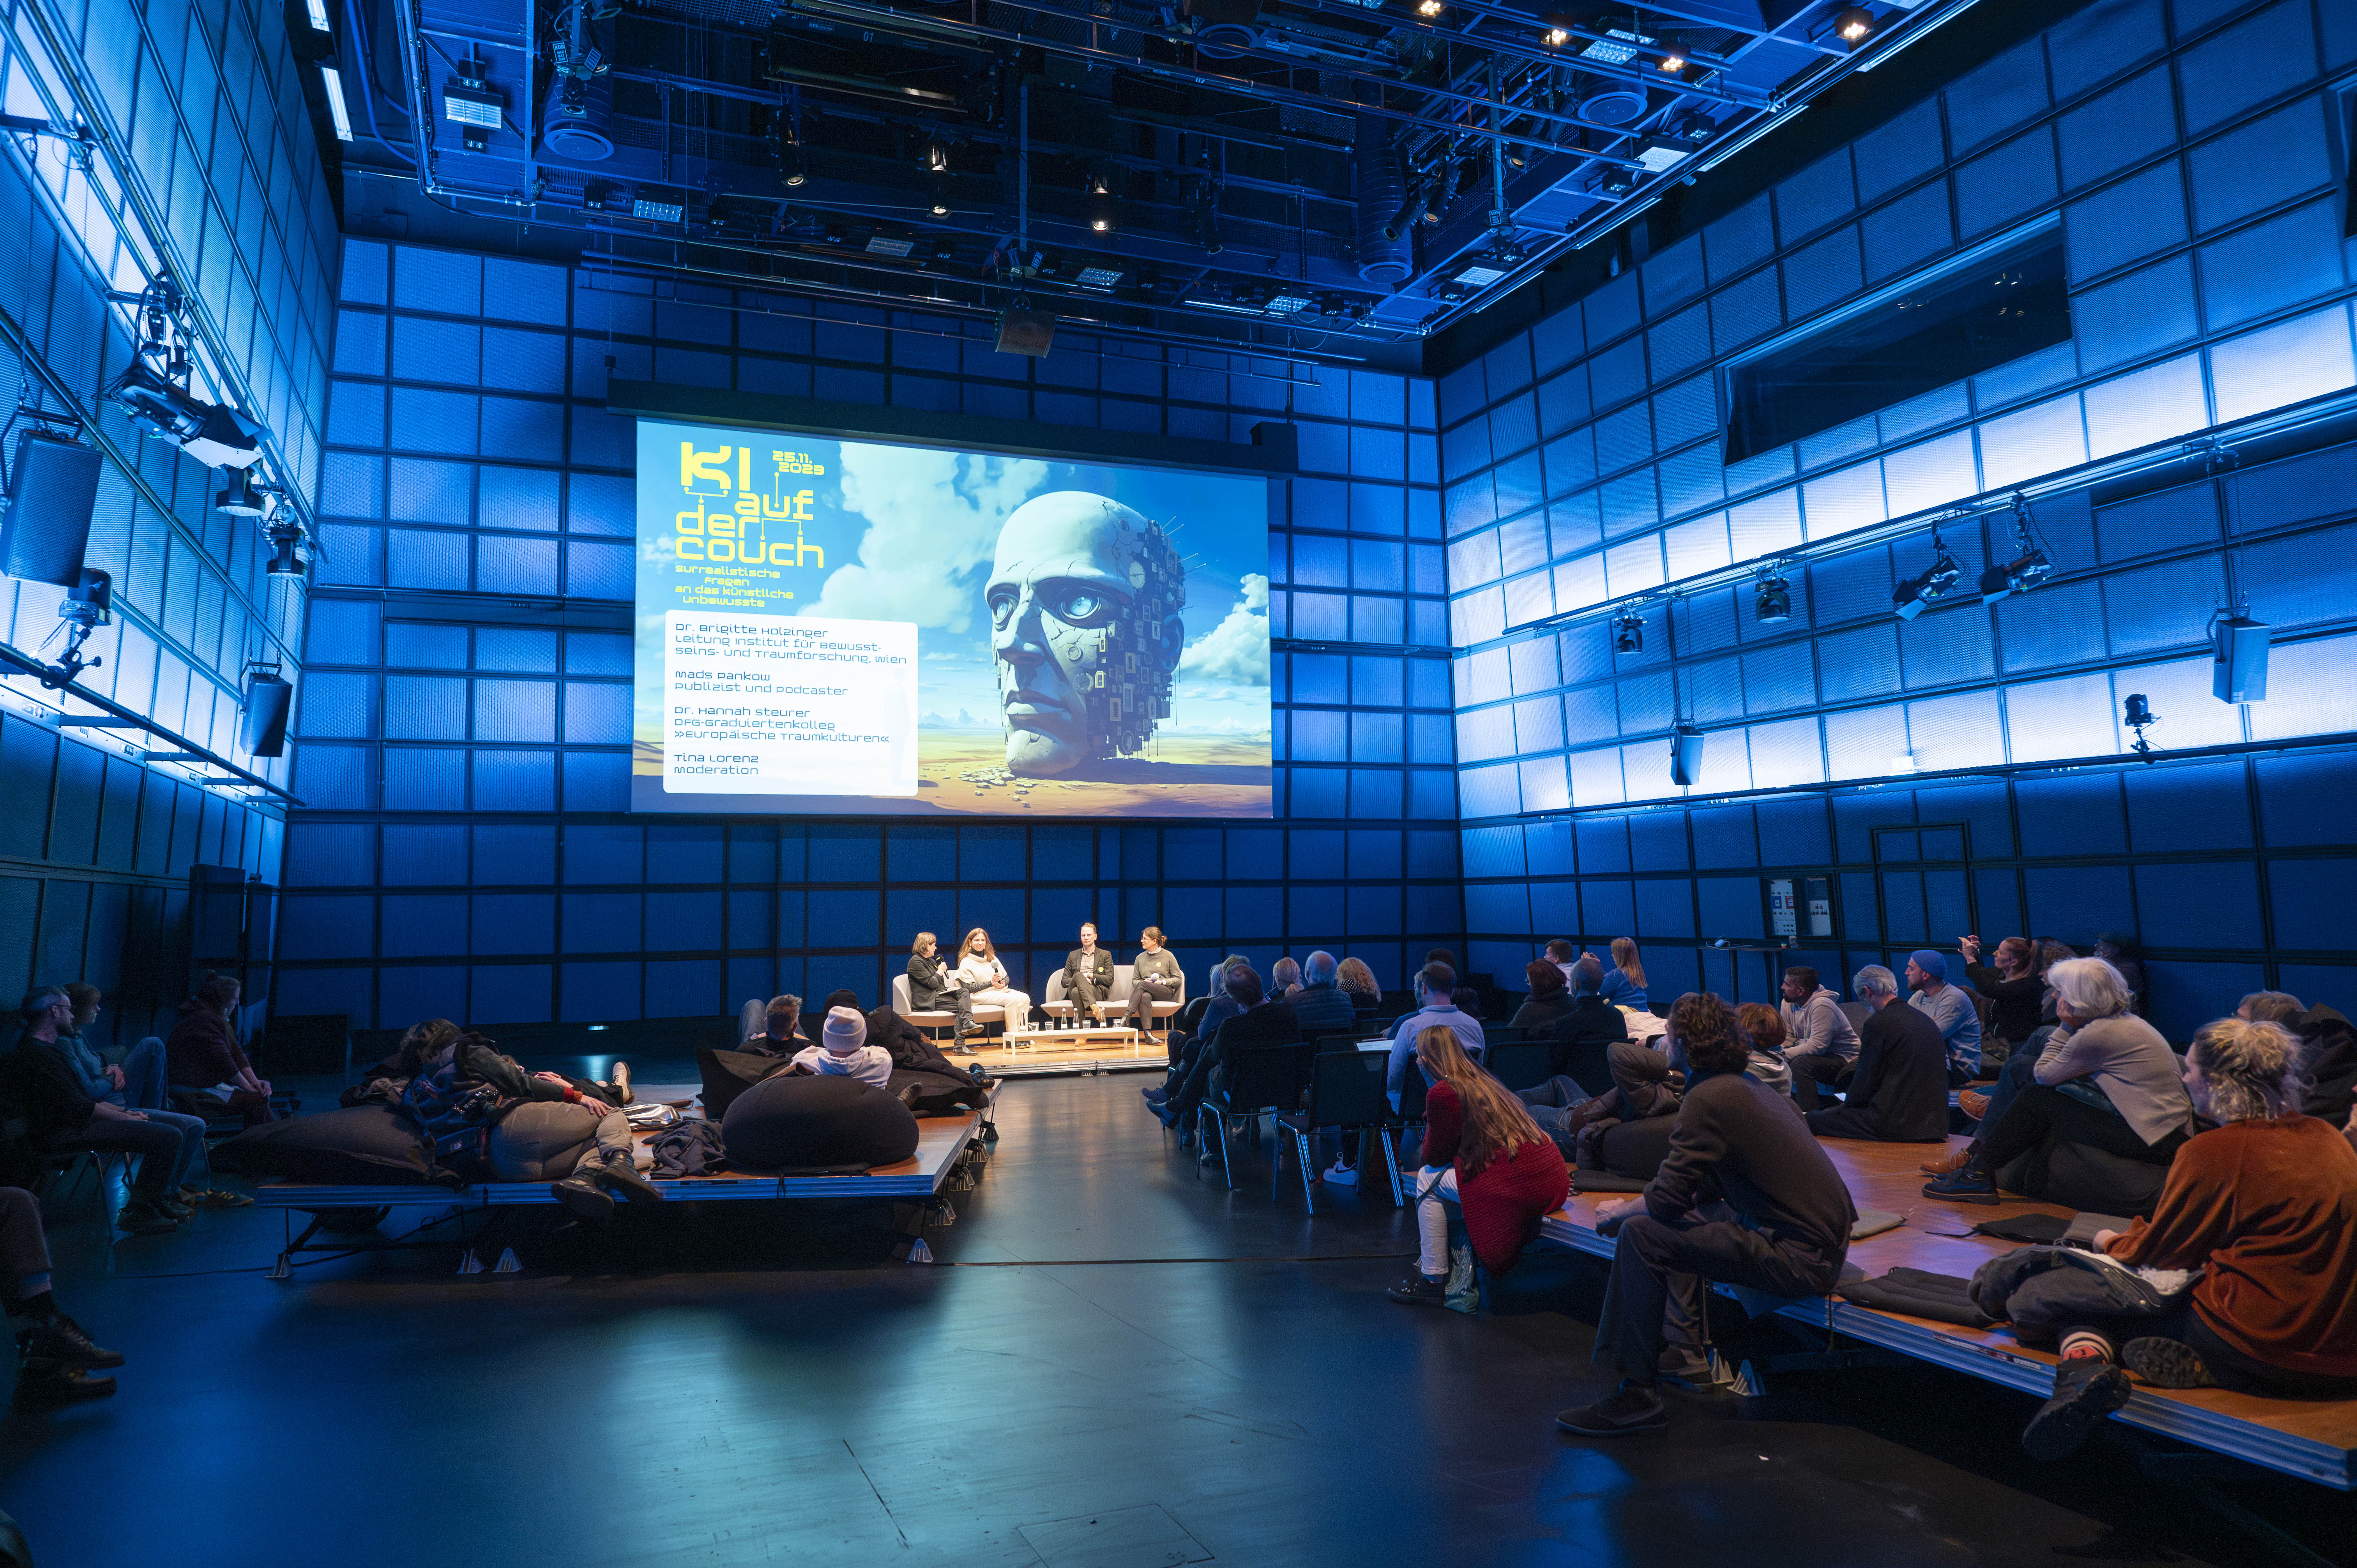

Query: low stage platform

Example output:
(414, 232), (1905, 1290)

(944, 1028), (1167, 1077)
(1535, 1135), (2357, 1491)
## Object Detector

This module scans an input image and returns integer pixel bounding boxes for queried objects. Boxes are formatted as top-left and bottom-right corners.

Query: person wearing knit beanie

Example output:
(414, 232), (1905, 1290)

(790, 1006), (892, 1089)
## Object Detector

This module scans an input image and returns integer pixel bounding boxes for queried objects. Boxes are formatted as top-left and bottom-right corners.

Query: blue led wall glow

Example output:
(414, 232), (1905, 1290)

(1441, 0), (2357, 1036)
(278, 240), (1465, 1029)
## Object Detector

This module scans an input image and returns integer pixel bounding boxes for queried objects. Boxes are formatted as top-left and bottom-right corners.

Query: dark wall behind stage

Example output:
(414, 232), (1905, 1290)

(276, 238), (1464, 1030)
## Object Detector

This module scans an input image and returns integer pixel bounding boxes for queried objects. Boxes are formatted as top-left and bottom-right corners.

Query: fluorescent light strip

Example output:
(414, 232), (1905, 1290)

(306, 0), (331, 32)
(318, 65), (354, 142)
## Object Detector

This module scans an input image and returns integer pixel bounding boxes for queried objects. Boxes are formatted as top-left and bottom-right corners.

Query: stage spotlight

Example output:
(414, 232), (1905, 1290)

(1542, 16), (1571, 47)
(783, 145), (808, 187)
(2122, 692), (2159, 758)
(924, 140), (949, 174)
(214, 468), (270, 517)
(1612, 608), (1645, 654)
(1416, 0), (1442, 14)
(111, 361), (265, 469)
(1835, 6), (1874, 45)
(1085, 171), (1118, 234)
(265, 523), (307, 578)
(1891, 535), (1962, 621)
(1754, 565), (1790, 623)
(1979, 492), (2054, 604)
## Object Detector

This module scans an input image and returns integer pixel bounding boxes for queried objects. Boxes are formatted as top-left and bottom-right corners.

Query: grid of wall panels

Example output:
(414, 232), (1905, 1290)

(1439, 0), (2357, 1024)
(279, 238), (1465, 1029)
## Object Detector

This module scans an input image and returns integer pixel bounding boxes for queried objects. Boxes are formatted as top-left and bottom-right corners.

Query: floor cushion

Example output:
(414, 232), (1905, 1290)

(209, 1105), (447, 1185)
(720, 1073), (919, 1172)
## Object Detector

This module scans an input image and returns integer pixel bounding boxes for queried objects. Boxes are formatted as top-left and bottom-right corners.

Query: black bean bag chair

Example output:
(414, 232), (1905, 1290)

(888, 1067), (991, 1116)
(719, 1073), (919, 1173)
(1597, 1113), (1676, 1181)
(2042, 1139), (2170, 1219)
(209, 1105), (452, 1186)
(698, 1045), (790, 1121)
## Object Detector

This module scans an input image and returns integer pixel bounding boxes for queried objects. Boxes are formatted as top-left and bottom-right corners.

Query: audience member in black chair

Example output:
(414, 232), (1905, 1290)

(1, 1183), (123, 1402)
(164, 974), (277, 1128)
(1387, 962), (1484, 1103)
(1924, 958), (2192, 1206)
(60, 983), (235, 1210)
(742, 995), (809, 1057)
(1388, 1026), (1569, 1308)
(1555, 993), (1855, 1436)
(1807, 966), (1947, 1144)
(1337, 957), (1383, 1020)
(4, 987), (196, 1236)
(1270, 956), (1302, 1001)
(1157, 965), (1300, 1150)
(2001, 1017), (2357, 1462)
(906, 933), (984, 1040)
(1547, 957), (1629, 1081)
(1511, 961), (1573, 1033)
(1288, 952), (1359, 1038)
(1544, 939), (1578, 990)
(1144, 956), (1247, 1112)
(1958, 935), (2044, 1050)
(1778, 965), (1859, 1113)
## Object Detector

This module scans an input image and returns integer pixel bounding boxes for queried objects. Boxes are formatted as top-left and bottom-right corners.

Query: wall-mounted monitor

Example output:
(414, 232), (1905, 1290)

(627, 408), (1275, 819)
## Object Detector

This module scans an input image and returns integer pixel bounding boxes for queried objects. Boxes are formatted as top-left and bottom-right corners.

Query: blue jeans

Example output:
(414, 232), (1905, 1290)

(143, 1107), (210, 1190)
(104, 1037), (169, 1112)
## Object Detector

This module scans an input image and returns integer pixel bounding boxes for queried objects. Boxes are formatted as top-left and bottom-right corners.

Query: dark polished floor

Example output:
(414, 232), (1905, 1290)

(2, 1067), (2352, 1567)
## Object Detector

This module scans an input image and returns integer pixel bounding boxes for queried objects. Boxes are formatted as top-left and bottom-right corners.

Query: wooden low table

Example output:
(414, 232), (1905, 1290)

(998, 1024), (1148, 1054)
(1535, 1134), (2357, 1490)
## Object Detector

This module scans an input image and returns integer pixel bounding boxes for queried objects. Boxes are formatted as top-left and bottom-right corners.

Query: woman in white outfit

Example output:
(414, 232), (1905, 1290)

(953, 928), (1032, 1029)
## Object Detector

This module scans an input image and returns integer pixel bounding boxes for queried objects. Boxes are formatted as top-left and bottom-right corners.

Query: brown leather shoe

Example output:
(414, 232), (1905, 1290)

(1920, 1143), (1974, 1176)
(1958, 1089), (1991, 1121)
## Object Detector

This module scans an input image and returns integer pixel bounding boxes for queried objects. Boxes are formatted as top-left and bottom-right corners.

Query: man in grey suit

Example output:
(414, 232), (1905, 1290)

(1065, 923), (1115, 1024)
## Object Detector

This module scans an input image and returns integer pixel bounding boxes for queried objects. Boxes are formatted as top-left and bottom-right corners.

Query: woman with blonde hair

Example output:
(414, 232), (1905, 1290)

(1598, 938), (1648, 1012)
(951, 927), (1032, 1029)
(1388, 1024), (1570, 1307)
(1999, 1017), (2357, 1460)
(1336, 956), (1382, 1018)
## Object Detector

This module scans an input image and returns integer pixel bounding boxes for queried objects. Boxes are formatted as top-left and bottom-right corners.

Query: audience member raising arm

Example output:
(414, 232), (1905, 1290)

(1958, 936), (2045, 1046)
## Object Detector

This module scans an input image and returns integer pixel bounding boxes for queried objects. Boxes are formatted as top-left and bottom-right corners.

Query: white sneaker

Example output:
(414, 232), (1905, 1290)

(1321, 1161), (1359, 1187)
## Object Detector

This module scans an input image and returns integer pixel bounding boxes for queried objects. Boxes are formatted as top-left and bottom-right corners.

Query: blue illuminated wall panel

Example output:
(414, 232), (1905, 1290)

(281, 239), (1463, 1028)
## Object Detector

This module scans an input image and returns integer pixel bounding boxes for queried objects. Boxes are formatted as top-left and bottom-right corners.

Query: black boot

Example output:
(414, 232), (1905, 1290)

(550, 1167), (615, 1218)
(2022, 1356), (2131, 1461)
(592, 1150), (665, 1204)
(18, 1316), (123, 1370)
(14, 1350), (115, 1404)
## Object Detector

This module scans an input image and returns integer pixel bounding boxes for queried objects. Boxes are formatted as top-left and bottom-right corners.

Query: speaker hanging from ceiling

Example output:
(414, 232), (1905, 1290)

(1670, 722), (1704, 787)
(2211, 612), (2270, 704)
(0, 429), (103, 587)
(241, 662), (293, 757)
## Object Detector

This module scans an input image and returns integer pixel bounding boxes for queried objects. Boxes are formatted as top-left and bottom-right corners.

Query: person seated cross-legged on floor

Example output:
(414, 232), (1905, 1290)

(742, 994), (810, 1058)
(1904, 949), (1982, 1088)
(790, 1008), (895, 1089)
(1807, 966), (1949, 1144)
(1998, 1017), (2357, 1461)
(1388, 1026), (1568, 1307)
(1777, 966), (1859, 1114)
(396, 1019), (663, 1220)
(1923, 958), (2192, 1205)
(1555, 993), (1856, 1437)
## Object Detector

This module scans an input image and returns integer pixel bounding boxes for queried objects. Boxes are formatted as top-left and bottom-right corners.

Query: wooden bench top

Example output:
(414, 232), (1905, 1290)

(1535, 1134), (2357, 1490)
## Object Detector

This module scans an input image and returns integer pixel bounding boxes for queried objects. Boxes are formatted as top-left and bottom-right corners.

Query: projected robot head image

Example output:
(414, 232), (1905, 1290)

(633, 418), (1272, 819)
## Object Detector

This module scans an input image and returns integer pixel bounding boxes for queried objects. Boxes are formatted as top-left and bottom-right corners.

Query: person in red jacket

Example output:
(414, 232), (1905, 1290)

(164, 974), (276, 1127)
(1387, 1025), (1569, 1307)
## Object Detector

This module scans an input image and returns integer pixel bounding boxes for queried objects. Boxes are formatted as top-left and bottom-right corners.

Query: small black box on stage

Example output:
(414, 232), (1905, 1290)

(1, 430), (103, 587)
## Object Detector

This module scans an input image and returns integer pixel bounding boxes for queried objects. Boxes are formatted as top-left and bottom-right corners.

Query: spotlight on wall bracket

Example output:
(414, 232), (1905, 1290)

(110, 361), (265, 469)
(265, 522), (308, 578)
(214, 466), (278, 517)
(1978, 492), (2053, 604)
(1891, 531), (1962, 621)
(2122, 692), (2160, 759)
(1834, 6), (1875, 47)
(1753, 563), (1791, 623)
(1611, 607), (1645, 655)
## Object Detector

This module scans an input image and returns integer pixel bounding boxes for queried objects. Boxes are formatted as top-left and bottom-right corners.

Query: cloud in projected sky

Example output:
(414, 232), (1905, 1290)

(1176, 574), (1270, 686)
(811, 445), (1048, 630)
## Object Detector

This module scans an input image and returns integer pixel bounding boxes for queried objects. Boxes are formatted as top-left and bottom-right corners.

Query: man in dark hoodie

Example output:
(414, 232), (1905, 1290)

(1549, 957), (1631, 1083)
(2240, 991), (2357, 1123)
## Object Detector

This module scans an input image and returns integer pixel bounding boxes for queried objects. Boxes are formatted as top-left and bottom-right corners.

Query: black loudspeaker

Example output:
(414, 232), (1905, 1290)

(0, 431), (103, 586)
(1670, 723), (1704, 787)
(241, 669), (293, 756)
(993, 308), (1057, 357)
(2211, 616), (2270, 703)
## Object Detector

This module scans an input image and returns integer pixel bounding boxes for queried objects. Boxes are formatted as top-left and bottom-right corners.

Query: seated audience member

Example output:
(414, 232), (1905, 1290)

(1735, 1003), (1795, 1096)
(164, 974), (277, 1127)
(1389, 1026), (1569, 1307)
(1426, 947), (1459, 970)
(1959, 935), (2044, 1047)
(1270, 956), (1302, 1001)
(2002, 1017), (2357, 1462)
(864, 1005), (975, 1081)
(1289, 951), (1359, 1038)
(743, 995), (809, 1057)
(1, 1181), (122, 1402)
(1517, 1035), (1677, 1164)
(1924, 957), (2193, 1205)
(5, 987), (199, 1236)
(790, 1007), (895, 1089)
(1387, 961), (1485, 1101)
(61, 985), (168, 1113)
(1064, 924), (1116, 1023)
(2035, 940), (2077, 1026)
(1556, 993), (1856, 1436)
(1807, 968), (1947, 1143)
(2242, 992), (2357, 1124)
(397, 1020), (660, 1218)
(1904, 950), (1982, 1085)
(1337, 957), (1383, 1019)
(1144, 956), (1247, 1111)
(2093, 932), (2145, 1007)
(1119, 927), (1184, 1033)
(1548, 957), (1630, 1078)
(951, 928), (1031, 1029)
(1511, 961), (1574, 1033)
(1598, 938), (1648, 1012)
(906, 933), (983, 1040)
(1545, 939), (1579, 989)
(1778, 966), (1859, 1113)
(1157, 964), (1300, 1138)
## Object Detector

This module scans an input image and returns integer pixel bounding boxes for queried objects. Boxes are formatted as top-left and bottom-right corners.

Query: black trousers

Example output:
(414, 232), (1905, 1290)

(1594, 1208), (1841, 1385)
(1788, 1052), (1851, 1113)
(48, 1119), (185, 1201)
(0, 1187), (48, 1287)
(1978, 1085), (2184, 1173)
